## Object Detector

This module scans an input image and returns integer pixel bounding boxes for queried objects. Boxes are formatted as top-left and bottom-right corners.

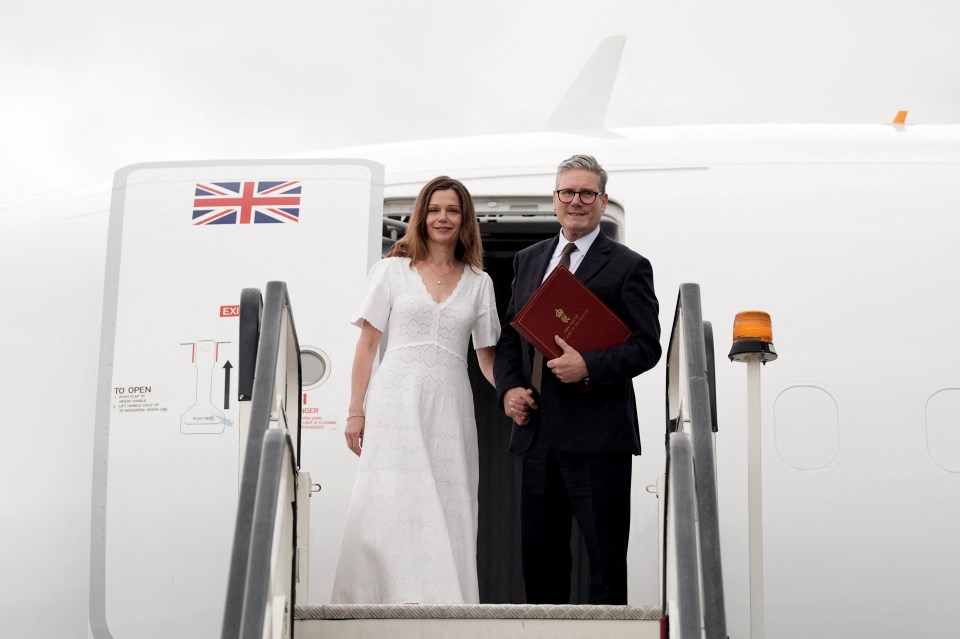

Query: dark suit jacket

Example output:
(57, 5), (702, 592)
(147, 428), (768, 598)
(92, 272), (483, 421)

(494, 230), (661, 455)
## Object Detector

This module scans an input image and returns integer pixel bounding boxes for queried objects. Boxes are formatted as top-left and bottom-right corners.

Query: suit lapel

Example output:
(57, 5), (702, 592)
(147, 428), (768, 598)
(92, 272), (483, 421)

(521, 238), (558, 300)
(574, 229), (612, 284)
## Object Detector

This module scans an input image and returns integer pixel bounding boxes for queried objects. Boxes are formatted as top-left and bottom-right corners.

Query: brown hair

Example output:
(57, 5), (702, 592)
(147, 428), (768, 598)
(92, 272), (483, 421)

(388, 176), (484, 270)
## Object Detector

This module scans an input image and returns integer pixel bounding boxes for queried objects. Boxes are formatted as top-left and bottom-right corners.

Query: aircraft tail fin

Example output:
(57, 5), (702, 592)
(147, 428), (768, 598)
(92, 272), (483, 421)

(892, 110), (908, 125)
(544, 36), (625, 132)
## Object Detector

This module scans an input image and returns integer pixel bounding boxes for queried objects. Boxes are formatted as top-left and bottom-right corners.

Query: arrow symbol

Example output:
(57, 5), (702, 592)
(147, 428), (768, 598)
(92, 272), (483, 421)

(223, 361), (233, 409)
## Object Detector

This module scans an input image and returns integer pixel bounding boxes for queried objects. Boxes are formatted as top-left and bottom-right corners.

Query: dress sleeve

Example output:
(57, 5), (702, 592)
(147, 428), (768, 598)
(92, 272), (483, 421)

(352, 258), (393, 332)
(471, 271), (501, 349)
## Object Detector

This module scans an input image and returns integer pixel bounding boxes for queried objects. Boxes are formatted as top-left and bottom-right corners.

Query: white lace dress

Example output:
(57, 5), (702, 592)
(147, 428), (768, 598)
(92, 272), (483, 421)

(330, 257), (500, 604)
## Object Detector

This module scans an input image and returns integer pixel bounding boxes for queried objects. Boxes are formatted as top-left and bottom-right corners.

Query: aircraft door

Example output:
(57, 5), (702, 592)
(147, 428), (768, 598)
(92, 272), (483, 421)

(90, 160), (383, 639)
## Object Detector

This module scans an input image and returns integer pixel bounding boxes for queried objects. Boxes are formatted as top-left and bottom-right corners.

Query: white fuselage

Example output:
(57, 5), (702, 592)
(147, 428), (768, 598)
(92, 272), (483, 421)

(2, 124), (958, 639)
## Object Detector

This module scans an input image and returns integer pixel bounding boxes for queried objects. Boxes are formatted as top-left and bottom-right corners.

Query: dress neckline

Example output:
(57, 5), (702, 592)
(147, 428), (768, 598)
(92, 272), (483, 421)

(410, 260), (468, 305)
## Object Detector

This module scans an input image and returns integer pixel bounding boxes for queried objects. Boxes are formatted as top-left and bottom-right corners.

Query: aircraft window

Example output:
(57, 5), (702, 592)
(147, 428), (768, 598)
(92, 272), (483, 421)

(924, 388), (960, 473)
(773, 385), (840, 470)
(300, 346), (331, 390)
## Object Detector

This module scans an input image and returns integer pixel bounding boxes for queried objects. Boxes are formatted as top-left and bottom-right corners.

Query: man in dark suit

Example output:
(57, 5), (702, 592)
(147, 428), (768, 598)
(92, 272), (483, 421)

(494, 154), (661, 605)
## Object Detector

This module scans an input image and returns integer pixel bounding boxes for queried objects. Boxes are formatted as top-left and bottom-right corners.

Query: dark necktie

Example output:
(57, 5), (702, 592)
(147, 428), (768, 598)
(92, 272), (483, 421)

(531, 242), (578, 394)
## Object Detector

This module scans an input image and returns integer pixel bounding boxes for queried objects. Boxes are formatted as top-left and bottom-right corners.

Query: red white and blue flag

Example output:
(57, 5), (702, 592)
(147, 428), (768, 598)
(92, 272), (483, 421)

(193, 181), (301, 225)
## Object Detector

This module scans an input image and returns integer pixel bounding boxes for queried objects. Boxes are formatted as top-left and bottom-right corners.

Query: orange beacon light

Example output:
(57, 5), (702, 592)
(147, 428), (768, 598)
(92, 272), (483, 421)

(728, 310), (778, 363)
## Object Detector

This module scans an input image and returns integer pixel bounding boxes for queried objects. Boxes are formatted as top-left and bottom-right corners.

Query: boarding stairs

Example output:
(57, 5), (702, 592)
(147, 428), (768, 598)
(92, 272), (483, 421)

(221, 282), (724, 639)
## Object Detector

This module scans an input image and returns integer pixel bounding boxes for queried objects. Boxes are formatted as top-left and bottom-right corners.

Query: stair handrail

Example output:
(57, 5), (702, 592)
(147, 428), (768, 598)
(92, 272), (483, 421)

(663, 283), (726, 638)
(222, 281), (303, 639)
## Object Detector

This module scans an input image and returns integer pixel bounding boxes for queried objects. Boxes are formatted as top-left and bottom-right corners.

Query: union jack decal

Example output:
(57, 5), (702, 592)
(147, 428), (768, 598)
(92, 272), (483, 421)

(192, 181), (301, 225)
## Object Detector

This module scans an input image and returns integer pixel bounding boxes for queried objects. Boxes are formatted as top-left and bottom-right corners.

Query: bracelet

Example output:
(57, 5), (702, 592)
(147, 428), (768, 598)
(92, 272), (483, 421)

(346, 414), (365, 420)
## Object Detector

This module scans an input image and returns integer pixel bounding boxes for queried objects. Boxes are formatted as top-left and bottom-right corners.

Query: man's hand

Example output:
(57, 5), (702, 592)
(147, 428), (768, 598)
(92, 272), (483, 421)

(504, 386), (538, 426)
(547, 336), (589, 383)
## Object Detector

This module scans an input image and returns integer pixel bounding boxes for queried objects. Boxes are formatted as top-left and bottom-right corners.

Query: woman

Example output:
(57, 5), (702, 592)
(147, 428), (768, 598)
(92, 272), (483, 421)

(331, 176), (499, 604)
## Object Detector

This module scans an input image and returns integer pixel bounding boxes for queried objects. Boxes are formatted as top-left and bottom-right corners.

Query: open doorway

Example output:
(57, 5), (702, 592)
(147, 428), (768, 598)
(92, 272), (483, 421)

(383, 196), (624, 603)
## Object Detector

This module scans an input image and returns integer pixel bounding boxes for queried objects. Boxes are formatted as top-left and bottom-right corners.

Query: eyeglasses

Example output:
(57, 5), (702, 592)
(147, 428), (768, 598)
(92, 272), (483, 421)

(554, 189), (601, 204)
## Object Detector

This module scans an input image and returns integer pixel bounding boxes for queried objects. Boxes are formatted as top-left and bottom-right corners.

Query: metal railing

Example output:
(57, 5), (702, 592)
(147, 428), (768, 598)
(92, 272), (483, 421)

(662, 283), (726, 639)
(222, 281), (304, 639)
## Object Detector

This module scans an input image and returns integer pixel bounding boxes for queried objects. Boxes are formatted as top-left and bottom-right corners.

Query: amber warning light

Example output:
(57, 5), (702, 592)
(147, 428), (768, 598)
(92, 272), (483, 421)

(728, 310), (778, 363)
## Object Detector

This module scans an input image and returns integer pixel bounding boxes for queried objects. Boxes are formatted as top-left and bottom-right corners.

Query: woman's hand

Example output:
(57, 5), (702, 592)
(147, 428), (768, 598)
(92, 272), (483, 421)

(504, 386), (537, 426)
(345, 415), (365, 456)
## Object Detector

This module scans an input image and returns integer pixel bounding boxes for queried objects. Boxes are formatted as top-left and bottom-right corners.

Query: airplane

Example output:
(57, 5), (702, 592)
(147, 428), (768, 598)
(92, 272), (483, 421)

(2, 39), (959, 639)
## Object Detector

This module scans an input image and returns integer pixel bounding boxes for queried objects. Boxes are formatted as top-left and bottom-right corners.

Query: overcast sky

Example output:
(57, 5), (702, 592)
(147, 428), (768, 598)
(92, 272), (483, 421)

(3, 0), (959, 205)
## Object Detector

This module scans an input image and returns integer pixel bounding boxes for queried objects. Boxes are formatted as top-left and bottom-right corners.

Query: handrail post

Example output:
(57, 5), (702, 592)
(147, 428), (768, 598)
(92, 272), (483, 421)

(728, 310), (778, 639)
(746, 356), (765, 639)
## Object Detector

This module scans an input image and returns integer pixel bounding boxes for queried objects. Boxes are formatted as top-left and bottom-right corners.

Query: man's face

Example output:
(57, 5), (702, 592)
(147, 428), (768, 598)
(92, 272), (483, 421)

(554, 168), (608, 241)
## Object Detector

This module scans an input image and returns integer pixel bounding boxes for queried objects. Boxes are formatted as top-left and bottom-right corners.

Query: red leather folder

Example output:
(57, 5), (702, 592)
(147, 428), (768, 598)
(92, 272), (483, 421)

(510, 265), (631, 360)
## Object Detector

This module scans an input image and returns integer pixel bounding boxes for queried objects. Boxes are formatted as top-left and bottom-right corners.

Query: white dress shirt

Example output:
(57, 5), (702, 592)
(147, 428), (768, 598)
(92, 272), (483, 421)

(541, 225), (601, 282)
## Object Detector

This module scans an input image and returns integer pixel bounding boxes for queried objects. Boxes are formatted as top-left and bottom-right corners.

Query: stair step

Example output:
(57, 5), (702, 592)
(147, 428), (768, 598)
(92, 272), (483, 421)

(295, 603), (663, 639)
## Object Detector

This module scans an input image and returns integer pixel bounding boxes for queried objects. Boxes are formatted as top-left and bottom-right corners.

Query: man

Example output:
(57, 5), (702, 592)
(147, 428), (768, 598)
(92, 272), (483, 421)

(494, 154), (661, 605)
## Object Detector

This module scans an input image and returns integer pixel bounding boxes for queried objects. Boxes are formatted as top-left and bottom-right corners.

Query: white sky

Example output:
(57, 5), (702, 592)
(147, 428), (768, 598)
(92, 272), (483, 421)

(2, 0), (959, 205)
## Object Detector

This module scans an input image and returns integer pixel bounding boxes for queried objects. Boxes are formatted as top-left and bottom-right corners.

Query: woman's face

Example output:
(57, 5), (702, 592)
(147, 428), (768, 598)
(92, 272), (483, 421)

(424, 189), (463, 248)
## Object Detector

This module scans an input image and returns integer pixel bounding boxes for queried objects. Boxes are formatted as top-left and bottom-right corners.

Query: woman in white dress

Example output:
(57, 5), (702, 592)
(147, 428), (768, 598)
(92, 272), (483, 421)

(331, 176), (500, 604)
